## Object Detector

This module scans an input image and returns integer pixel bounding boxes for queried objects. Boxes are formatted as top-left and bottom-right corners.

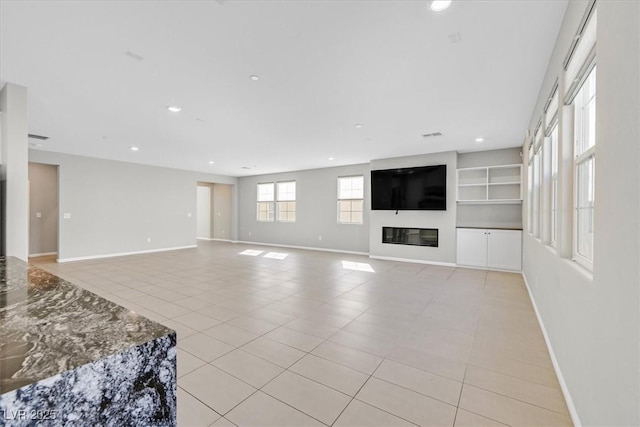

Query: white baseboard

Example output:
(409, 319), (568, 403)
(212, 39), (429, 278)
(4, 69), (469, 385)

(57, 245), (198, 263)
(456, 264), (522, 273)
(522, 273), (581, 427)
(197, 237), (215, 241)
(235, 240), (369, 256)
(29, 252), (58, 257)
(369, 255), (456, 267)
(211, 238), (232, 242)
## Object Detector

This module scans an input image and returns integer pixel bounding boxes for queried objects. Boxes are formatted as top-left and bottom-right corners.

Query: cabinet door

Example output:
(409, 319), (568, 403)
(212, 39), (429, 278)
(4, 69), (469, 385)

(487, 230), (522, 271)
(456, 229), (488, 268)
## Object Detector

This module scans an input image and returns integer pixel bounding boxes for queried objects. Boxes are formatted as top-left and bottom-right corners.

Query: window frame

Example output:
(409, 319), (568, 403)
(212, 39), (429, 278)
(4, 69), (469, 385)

(549, 124), (559, 247)
(256, 182), (275, 222)
(532, 123), (543, 239)
(337, 175), (364, 225)
(572, 65), (596, 270)
(527, 144), (534, 235)
(276, 181), (296, 223)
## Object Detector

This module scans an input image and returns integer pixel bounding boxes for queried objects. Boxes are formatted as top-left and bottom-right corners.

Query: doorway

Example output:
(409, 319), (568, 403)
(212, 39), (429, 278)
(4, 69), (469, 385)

(28, 162), (59, 257)
(197, 182), (232, 241)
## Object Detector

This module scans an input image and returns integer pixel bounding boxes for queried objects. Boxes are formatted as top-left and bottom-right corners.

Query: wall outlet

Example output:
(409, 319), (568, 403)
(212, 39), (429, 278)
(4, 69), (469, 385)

(36, 212), (42, 218)
(217, 212), (221, 217)
(248, 231), (252, 236)
(63, 213), (71, 219)
(147, 237), (151, 243)
(318, 235), (322, 241)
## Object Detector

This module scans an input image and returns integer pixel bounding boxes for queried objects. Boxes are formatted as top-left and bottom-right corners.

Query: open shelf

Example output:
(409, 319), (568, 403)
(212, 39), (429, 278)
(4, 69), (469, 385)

(457, 164), (522, 203)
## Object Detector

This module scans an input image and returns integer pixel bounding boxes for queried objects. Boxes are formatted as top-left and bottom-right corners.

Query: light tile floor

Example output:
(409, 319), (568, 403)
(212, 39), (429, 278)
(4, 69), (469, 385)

(32, 241), (572, 427)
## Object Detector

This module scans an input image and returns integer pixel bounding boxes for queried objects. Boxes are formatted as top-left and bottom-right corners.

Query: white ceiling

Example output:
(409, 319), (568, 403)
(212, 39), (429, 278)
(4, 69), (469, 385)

(1, 0), (567, 177)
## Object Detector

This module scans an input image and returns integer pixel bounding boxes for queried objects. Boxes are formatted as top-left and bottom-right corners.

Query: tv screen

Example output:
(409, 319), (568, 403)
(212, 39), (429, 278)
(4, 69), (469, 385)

(371, 165), (447, 211)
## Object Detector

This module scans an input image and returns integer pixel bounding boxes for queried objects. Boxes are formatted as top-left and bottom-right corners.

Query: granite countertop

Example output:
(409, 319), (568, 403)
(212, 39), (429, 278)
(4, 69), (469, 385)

(0, 256), (174, 394)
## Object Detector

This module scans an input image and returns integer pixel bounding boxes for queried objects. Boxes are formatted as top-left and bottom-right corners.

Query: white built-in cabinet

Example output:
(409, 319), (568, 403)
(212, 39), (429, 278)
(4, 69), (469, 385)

(457, 164), (522, 203)
(456, 228), (522, 271)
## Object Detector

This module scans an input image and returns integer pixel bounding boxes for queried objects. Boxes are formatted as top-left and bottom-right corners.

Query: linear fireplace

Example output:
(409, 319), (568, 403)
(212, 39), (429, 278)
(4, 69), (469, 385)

(382, 227), (438, 247)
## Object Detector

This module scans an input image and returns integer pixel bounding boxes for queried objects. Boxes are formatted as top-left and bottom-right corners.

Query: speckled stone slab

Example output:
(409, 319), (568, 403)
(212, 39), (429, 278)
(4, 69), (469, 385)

(0, 257), (176, 426)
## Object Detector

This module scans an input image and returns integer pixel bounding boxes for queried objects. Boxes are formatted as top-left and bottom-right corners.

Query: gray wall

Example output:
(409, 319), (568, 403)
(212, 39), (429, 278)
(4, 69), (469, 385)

(237, 164), (370, 253)
(0, 83), (29, 260)
(457, 147), (522, 168)
(457, 148), (523, 229)
(28, 163), (58, 255)
(28, 150), (237, 261)
(369, 152), (457, 264)
(522, 1), (640, 425)
(212, 183), (232, 240)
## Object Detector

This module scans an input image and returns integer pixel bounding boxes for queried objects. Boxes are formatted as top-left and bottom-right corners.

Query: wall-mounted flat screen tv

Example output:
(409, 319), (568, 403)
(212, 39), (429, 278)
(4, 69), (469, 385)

(371, 165), (447, 211)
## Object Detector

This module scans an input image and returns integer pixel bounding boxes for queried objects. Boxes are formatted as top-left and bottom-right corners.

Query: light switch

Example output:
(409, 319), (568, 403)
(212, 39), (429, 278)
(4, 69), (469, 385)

(187, 212), (192, 218)
(63, 213), (71, 219)
(36, 212), (42, 218)
(217, 212), (221, 217)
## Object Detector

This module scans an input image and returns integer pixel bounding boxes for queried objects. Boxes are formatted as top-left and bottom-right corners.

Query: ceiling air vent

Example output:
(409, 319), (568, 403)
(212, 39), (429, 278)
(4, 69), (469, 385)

(28, 133), (49, 141)
(422, 132), (442, 139)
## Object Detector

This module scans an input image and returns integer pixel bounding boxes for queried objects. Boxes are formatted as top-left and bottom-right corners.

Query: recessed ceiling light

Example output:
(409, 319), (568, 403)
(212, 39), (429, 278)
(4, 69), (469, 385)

(354, 123), (363, 128)
(328, 157), (335, 160)
(364, 139), (372, 143)
(208, 161), (215, 165)
(167, 106), (182, 113)
(130, 146), (139, 151)
(475, 137), (484, 143)
(249, 75), (259, 81)
(430, 0), (452, 12)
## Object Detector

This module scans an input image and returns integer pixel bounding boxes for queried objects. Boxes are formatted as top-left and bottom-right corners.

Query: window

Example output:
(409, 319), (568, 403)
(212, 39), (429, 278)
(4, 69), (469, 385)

(550, 124), (559, 246)
(532, 125), (543, 238)
(277, 181), (296, 222)
(257, 183), (275, 222)
(545, 84), (559, 247)
(573, 67), (596, 267)
(338, 176), (364, 224)
(527, 145), (534, 234)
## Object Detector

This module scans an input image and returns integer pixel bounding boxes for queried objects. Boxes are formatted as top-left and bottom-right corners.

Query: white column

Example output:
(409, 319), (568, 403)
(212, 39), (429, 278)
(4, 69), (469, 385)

(0, 83), (29, 261)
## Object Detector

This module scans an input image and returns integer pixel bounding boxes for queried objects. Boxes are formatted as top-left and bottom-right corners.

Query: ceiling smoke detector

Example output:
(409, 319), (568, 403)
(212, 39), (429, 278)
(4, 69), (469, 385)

(422, 132), (443, 138)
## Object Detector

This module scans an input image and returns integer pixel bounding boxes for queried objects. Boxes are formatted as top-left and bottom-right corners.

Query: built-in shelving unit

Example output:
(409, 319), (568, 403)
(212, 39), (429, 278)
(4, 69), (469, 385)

(457, 164), (522, 203)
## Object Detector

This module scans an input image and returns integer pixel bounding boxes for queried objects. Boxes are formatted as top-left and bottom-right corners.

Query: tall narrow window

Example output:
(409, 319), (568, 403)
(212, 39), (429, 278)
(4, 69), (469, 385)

(532, 124), (543, 238)
(337, 176), (364, 224)
(550, 125), (559, 246)
(277, 181), (296, 222)
(573, 67), (596, 267)
(257, 183), (275, 222)
(545, 84), (560, 247)
(527, 145), (534, 234)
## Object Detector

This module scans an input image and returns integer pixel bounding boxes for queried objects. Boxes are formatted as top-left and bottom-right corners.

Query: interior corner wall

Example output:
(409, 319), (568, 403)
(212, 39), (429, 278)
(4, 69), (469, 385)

(28, 150), (238, 261)
(521, 1), (640, 425)
(369, 151), (457, 264)
(0, 83), (29, 260)
(237, 164), (370, 253)
(28, 162), (58, 255)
